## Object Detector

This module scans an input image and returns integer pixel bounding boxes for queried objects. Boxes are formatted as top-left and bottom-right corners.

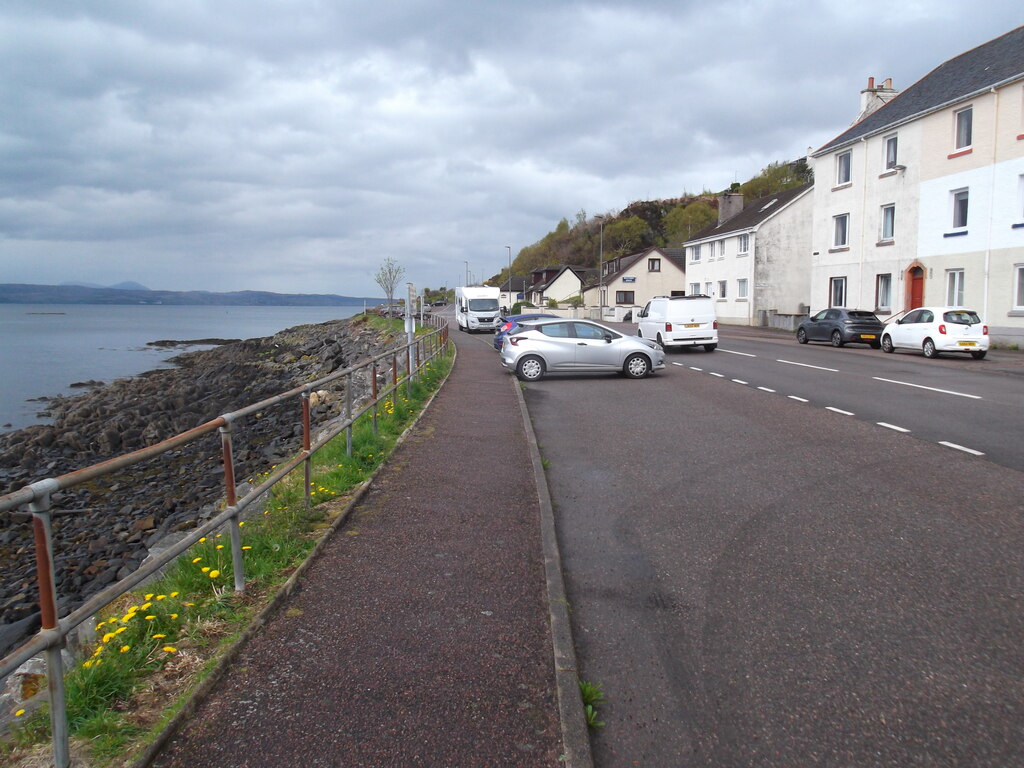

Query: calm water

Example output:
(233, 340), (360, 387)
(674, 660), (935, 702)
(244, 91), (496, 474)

(0, 304), (364, 432)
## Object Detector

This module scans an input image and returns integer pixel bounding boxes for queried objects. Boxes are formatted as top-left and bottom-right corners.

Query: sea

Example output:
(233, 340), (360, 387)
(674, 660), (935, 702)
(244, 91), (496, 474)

(0, 303), (366, 433)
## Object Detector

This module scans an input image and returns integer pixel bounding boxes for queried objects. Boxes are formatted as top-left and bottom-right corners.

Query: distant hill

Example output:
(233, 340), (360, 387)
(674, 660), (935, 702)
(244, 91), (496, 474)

(60, 280), (152, 291)
(0, 284), (384, 306)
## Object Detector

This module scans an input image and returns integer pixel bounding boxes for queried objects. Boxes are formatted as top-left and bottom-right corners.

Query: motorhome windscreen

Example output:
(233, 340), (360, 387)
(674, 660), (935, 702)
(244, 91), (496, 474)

(468, 299), (499, 311)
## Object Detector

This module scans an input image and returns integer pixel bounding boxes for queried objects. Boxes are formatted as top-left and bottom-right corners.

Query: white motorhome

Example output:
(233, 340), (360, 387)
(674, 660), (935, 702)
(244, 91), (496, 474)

(636, 295), (718, 351)
(455, 286), (502, 333)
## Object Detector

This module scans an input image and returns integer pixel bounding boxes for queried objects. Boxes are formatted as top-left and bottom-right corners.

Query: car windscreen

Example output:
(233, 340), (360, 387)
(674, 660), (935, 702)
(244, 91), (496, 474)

(847, 311), (880, 321)
(468, 298), (499, 311)
(944, 310), (981, 325)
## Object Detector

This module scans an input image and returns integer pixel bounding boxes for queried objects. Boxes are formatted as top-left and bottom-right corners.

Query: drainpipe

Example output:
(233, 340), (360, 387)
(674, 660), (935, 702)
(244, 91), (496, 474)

(984, 86), (999, 325)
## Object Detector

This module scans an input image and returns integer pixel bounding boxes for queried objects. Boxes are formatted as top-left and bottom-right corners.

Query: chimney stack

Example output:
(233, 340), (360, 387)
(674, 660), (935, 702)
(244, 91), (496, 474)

(718, 192), (743, 225)
(854, 76), (899, 125)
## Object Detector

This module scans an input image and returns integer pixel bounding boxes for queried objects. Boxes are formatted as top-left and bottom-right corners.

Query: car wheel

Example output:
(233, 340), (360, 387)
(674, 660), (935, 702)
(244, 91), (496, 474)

(870, 341), (882, 349)
(922, 338), (939, 359)
(623, 353), (651, 378)
(831, 330), (844, 347)
(970, 350), (987, 360)
(881, 334), (894, 353)
(516, 355), (545, 381)
(655, 334), (666, 350)
(796, 328), (808, 344)
(704, 344), (717, 352)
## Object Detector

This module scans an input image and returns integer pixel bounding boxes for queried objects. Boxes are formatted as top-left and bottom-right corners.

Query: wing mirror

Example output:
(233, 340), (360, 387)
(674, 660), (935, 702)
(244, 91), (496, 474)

(604, 333), (614, 343)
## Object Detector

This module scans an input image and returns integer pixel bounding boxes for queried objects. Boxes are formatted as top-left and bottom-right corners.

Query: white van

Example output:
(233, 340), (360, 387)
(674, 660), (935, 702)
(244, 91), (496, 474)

(636, 295), (718, 351)
(455, 286), (502, 333)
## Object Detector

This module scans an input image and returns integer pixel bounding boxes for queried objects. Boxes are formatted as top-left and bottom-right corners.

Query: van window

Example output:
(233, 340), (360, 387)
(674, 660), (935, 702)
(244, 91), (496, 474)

(468, 298), (499, 311)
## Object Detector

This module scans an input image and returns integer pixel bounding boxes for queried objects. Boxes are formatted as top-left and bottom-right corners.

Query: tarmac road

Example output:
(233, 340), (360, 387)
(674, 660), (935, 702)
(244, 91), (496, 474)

(523, 330), (1024, 767)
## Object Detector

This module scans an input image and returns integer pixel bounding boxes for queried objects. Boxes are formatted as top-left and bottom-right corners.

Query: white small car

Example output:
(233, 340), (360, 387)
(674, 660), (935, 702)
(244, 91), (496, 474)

(880, 307), (989, 359)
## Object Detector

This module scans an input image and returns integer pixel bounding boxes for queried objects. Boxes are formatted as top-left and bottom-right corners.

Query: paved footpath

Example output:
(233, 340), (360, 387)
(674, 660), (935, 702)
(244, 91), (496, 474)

(146, 326), (573, 767)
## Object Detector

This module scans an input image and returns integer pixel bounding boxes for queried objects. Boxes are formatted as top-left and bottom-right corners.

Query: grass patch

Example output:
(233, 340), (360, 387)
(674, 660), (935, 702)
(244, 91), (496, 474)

(2, 340), (452, 767)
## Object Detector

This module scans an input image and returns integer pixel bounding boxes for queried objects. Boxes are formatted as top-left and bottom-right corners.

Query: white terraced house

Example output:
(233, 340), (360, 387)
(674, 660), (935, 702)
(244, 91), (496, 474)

(808, 25), (1024, 346)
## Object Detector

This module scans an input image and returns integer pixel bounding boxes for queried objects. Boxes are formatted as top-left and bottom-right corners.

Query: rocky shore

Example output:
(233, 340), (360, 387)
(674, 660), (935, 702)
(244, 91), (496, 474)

(0, 315), (404, 656)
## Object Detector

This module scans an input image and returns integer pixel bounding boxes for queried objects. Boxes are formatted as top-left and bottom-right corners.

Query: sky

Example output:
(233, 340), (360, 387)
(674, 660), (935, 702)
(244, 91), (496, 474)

(1, 2), (1021, 298)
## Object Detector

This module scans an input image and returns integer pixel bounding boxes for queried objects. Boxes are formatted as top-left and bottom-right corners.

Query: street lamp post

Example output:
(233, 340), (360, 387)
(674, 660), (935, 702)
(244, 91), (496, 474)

(464, 261), (469, 287)
(505, 245), (512, 311)
(596, 215), (605, 319)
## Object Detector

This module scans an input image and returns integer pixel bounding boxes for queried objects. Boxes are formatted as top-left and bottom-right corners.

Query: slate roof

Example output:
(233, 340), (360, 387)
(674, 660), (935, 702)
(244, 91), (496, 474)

(529, 265), (596, 294)
(815, 25), (1024, 155)
(687, 184), (813, 243)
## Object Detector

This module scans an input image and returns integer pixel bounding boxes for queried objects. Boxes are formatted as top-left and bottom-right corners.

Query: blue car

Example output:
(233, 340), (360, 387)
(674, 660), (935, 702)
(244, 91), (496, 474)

(492, 313), (558, 351)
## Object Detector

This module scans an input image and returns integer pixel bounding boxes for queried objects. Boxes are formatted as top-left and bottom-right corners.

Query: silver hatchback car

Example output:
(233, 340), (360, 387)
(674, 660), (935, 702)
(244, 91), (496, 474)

(500, 318), (665, 381)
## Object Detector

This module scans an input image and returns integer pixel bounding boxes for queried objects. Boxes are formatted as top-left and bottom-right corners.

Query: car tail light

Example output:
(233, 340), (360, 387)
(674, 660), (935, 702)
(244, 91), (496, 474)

(665, 322), (673, 332)
(509, 336), (520, 346)
(983, 325), (989, 335)
(713, 320), (719, 329)
(938, 324), (947, 335)
(501, 322), (512, 332)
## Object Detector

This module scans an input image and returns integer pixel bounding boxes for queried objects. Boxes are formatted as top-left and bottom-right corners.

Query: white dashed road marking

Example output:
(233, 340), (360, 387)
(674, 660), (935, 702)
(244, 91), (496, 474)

(788, 395), (809, 403)
(873, 377), (981, 400)
(826, 407), (854, 415)
(777, 359), (839, 372)
(877, 422), (911, 433)
(939, 441), (985, 456)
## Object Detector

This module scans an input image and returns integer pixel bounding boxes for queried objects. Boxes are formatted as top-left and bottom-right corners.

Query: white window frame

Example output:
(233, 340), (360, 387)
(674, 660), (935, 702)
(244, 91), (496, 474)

(880, 204), (895, 241)
(830, 276), (847, 308)
(954, 107), (973, 151)
(884, 134), (898, 170)
(717, 280), (727, 299)
(833, 214), (850, 248)
(704, 281), (712, 296)
(946, 269), (965, 307)
(952, 188), (969, 229)
(836, 151), (852, 186)
(876, 273), (892, 312)
(689, 282), (700, 296)
(1015, 265), (1024, 310)
(738, 233), (749, 254)
(648, 258), (661, 272)
(737, 278), (748, 299)
(691, 244), (701, 262)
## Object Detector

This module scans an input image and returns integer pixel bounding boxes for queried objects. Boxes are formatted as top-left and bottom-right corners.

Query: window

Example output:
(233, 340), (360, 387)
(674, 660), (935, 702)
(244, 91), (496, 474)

(954, 107), (973, 150)
(884, 134), (898, 169)
(717, 280), (727, 298)
(573, 322), (608, 340)
(836, 151), (852, 185)
(1015, 265), (1024, 310)
(830, 276), (847, 307)
(880, 204), (895, 241)
(833, 214), (850, 247)
(648, 258), (661, 272)
(691, 244), (701, 262)
(876, 273), (892, 311)
(615, 291), (634, 305)
(952, 189), (969, 228)
(704, 282), (712, 296)
(689, 282), (700, 296)
(946, 269), (964, 307)
(737, 279), (748, 299)
(738, 233), (749, 254)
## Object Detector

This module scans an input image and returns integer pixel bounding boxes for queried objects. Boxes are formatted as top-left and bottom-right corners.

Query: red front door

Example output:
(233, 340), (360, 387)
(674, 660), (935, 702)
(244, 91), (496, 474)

(909, 267), (924, 309)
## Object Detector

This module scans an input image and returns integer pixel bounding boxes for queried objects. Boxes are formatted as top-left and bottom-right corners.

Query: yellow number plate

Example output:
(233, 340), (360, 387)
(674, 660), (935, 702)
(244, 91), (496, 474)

(684, 323), (700, 328)
(958, 341), (976, 347)
(860, 334), (877, 339)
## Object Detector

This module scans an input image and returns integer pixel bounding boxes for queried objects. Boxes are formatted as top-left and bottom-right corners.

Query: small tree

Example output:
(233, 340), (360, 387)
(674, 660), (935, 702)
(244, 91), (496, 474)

(374, 256), (405, 309)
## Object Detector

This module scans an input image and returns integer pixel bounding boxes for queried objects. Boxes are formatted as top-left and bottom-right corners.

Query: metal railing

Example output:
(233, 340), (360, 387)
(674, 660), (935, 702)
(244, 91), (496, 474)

(0, 316), (450, 767)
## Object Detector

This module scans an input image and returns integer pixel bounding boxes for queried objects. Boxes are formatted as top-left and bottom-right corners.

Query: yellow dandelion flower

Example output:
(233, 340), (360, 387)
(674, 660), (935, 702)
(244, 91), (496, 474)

(82, 660), (94, 669)
(192, 557), (202, 563)
(170, 591), (179, 598)
(102, 632), (116, 643)
(95, 621), (106, 630)
(141, 602), (152, 610)
(199, 537), (206, 543)
(209, 570), (220, 579)
(216, 544), (224, 550)
(238, 521), (246, 527)
(115, 627), (128, 635)
(15, 709), (25, 717)
(162, 646), (177, 654)
(170, 613), (179, 619)
(145, 615), (156, 621)
(153, 634), (166, 639)
(156, 594), (166, 601)
(242, 546), (252, 550)
(144, 593), (154, 600)
(184, 602), (195, 607)
(215, 533), (222, 538)
(119, 645), (131, 653)
(201, 566), (210, 573)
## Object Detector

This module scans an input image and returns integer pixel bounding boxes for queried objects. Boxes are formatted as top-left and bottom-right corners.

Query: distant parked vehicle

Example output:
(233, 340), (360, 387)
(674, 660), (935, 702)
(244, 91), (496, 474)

(880, 307), (989, 359)
(455, 286), (502, 333)
(500, 318), (665, 381)
(796, 308), (885, 348)
(492, 313), (557, 351)
(636, 295), (718, 352)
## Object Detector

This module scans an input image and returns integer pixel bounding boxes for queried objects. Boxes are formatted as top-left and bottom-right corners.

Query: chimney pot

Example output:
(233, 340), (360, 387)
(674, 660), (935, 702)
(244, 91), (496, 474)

(868, 76), (875, 89)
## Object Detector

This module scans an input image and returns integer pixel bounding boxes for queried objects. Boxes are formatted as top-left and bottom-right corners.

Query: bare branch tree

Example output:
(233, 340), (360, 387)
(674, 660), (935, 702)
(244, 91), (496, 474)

(374, 256), (405, 310)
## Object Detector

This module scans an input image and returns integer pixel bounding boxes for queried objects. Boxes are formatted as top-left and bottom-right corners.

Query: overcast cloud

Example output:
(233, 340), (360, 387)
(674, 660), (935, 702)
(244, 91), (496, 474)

(1, 1), (1020, 296)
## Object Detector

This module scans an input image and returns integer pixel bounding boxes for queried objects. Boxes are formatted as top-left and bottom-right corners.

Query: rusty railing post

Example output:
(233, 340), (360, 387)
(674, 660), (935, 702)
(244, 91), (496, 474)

(371, 362), (379, 435)
(29, 480), (70, 768)
(302, 391), (312, 509)
(219, 420), (245, 593)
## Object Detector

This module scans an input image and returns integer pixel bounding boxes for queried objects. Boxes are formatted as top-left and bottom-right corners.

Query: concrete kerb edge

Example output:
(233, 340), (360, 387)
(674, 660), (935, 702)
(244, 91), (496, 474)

(130, 342), (457, 768)
(513, 377), (594, 768)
